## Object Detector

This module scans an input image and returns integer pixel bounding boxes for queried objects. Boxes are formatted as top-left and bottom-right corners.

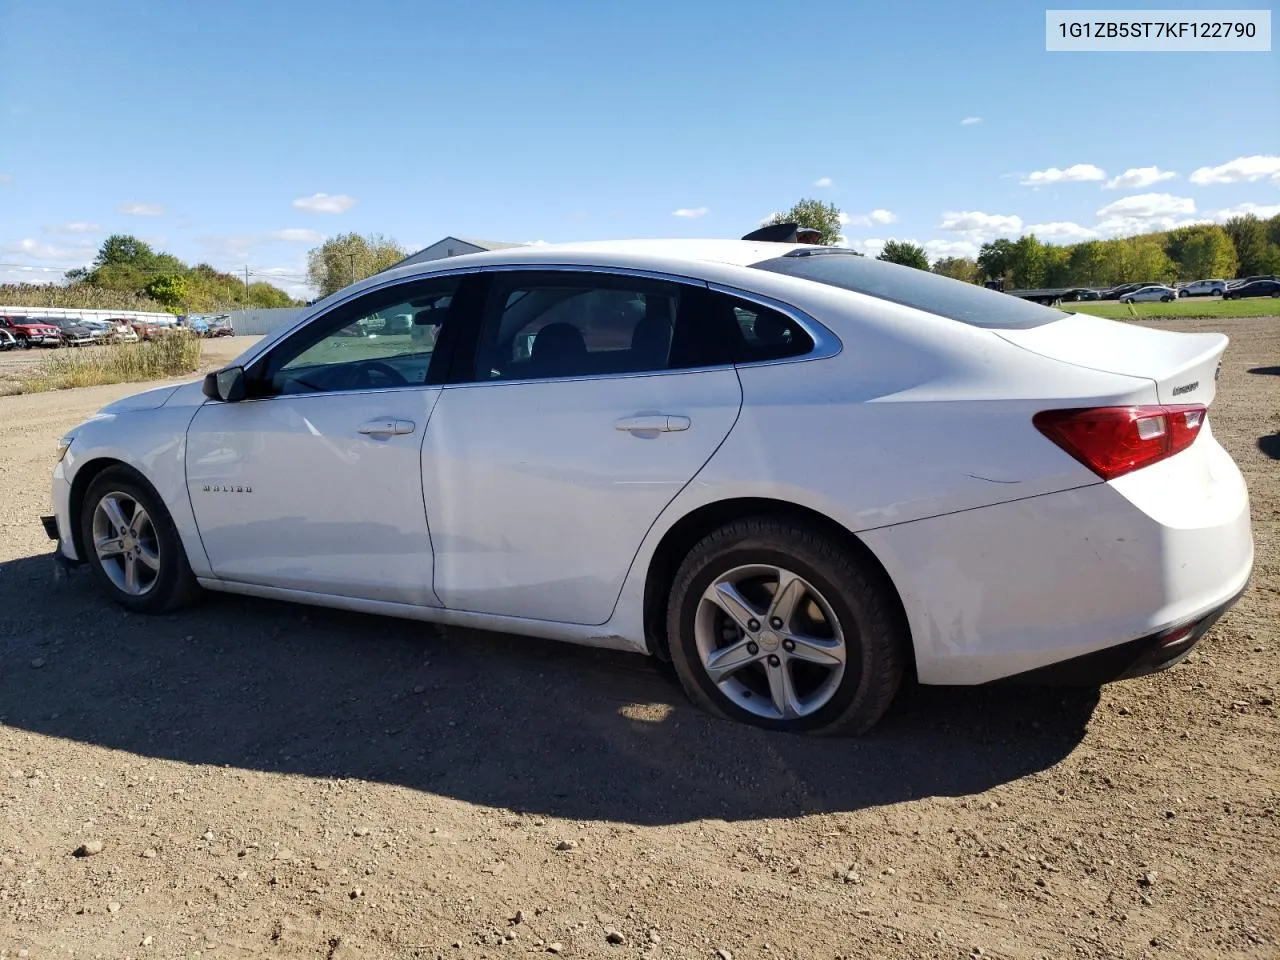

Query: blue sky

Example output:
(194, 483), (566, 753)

(1, 0), (1277, 296)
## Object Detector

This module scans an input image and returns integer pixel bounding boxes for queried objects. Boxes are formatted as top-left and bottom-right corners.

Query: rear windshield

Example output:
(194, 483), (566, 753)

(751, 250), (1065, 329)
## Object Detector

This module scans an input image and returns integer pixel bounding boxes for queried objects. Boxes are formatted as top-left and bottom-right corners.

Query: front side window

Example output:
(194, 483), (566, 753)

(471, 272), (727, 382)
(261, 276), (461, 395)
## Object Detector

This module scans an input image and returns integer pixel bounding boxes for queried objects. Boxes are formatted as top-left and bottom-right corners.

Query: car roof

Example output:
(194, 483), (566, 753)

(404, 238), (813, 273)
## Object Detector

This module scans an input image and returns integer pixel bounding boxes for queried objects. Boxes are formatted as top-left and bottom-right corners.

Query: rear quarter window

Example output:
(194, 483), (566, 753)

(751, 251), (1066, 329)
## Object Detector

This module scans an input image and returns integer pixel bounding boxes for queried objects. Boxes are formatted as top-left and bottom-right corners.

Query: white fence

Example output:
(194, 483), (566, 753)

(0, 305), (176, 324)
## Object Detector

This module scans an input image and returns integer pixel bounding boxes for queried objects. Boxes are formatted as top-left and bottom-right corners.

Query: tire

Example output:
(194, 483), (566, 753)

(16, 334), (29, 349)
(79, 466), (201, 614)
(665, 517), (906, 735)
(1122, 298), (1134, 304)
(1178, 290), (1189, 298)
(1162, 295), (1174, 302)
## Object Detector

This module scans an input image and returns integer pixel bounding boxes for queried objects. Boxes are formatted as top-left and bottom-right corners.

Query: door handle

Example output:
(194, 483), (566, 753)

(358, 418), (416, 436)
(614, 415), (691, 434)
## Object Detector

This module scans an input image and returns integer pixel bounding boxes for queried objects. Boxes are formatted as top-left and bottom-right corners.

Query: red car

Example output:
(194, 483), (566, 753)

(0, 315), (63, 348)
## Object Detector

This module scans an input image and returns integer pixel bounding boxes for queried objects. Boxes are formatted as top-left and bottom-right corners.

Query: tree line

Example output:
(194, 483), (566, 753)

(769, 198), (1280, 289)
(56, 235), (302, 313)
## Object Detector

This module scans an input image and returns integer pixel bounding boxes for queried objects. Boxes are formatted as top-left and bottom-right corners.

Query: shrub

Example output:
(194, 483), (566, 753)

(19, 331), (203, 393)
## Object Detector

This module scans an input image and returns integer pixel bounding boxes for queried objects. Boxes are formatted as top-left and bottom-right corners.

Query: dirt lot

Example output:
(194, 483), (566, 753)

(1, 319), (1277, 959)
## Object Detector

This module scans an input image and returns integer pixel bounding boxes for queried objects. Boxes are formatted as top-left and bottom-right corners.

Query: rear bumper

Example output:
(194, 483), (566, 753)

(860, 430), (1253, 685)
(990, 580), (1247, 685)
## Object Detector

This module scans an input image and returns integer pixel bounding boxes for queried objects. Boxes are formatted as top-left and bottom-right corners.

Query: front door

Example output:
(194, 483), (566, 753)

(423, 270), (745, 624)
(186, 274), (471, 605)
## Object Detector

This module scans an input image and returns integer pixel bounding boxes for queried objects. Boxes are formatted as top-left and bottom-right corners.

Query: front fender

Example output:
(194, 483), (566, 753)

(58, 401), (212, 577)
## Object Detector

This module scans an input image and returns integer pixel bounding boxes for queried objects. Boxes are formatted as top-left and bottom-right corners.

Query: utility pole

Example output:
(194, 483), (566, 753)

(348, 252), (357, 286)
(244, 266), (250, 300)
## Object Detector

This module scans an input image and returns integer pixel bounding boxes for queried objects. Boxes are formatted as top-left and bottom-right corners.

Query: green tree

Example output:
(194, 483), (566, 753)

(307, 232), (408, 297)
(1125, 236), (1175, 283)
(1042, 244), (1073, 287)
(977, 238), (1016, 284)
(1166, 224), (1238, 280)
(763, 198), (845, 246)
(1222, 215), (1270, 277)
(247, 282), (297, 308)
(932, 257), (978, 283)
(1067, 240), (1108, 286)
(1009, 234), (1047, 288)
(145, 274), (188, 310)
(93, 234), (156, 267)
(876, 240), (930, 270)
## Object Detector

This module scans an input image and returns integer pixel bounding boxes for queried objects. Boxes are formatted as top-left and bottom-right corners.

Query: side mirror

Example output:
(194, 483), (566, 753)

(202, 365), (247, 402)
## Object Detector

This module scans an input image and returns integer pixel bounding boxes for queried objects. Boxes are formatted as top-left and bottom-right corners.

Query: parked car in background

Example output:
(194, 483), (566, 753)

(44, 238), (1252, 734)
(185, 316), (211, 337)
(208, 317), (234, 337)
(1122, 285), (1177, 303)
(46, 316), (98, 346)
(1178, 279), (1226, 298)
(1097, 282), (1152, 301)
(0, 328), (17, 351)
(102, 318), (140, 343)
(1223, 279), (1280, 300)
(0, 315), (63, 348)
(1226, 275), (1278, 289)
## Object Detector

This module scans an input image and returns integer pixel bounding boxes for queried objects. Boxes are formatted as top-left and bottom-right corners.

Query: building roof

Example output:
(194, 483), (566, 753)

(452, 237), (526, 251)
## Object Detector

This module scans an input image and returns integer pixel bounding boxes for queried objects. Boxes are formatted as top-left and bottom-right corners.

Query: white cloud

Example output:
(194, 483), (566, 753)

(923, 239), (979, 259)
(758, 212), (781, 226)
(292, 192), (357, 214)
(1211, 202), (1280, 221)
(846, 208), (898, 227)
(939, 210), (1023, 241)
(1019, 164), (1106, 187)
(44, 222), (102, 235)
(1189, 155), (1280, 185)
(960, 117), (983, 125)
(0, 264), (65, 284)
(0, 173), (11, 185)
(3, 238), (96, 261)
(671, 206), (709, 219)
(814, 177), (834, 188)
(856, 238), (887, 256)
(268, 228), (325, 243)
(118, 202), (165, 216)
(1094, 193), (1196, 235)
(1025, 221), (1099, 242)
(1104, 166), (1177, 190)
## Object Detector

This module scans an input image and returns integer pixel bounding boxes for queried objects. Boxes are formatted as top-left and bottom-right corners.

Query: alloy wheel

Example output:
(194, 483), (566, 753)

(91, 492), (162, 596)
(693, 564), (847, 720)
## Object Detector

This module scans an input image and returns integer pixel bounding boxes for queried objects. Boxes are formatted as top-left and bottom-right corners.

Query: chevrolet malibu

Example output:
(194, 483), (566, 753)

(45, 240), (1253, 733)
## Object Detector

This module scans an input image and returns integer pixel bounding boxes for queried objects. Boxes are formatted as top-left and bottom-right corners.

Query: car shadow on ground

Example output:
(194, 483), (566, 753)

(1259, 434), (1280, 460)
(0, 554), (1098, 825)
(1247, 366), (1280, 376)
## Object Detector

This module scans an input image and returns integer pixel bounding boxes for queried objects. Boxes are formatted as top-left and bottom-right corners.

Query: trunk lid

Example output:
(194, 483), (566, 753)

(995, 312), (1225, 406)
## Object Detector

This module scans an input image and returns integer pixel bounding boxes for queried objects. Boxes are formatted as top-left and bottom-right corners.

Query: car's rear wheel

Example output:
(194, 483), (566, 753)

(1178, 290), (1189, 298)
(80, 466), (200, 613)
(666, 518), (906, 735)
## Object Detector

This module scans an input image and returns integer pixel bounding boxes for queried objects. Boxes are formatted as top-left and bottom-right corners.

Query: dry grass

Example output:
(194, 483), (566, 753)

(16, 332), (202, 394)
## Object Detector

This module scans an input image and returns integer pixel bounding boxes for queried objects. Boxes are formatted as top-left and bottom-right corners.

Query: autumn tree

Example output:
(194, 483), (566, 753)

(307, 232), (408, 297)
(763, 199), (845, 246)
(931, 257), (978, 283)
(876, 240), (930, 270)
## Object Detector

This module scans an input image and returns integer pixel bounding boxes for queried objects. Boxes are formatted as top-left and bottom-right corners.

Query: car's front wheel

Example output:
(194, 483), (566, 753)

(666, 518), (906, 735)
(79, 466), (200, 613)
(1162, 295), (1174, 302)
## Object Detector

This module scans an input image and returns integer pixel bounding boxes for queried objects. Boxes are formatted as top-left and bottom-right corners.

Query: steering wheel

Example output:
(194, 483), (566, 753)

(348, 361), (409, 389)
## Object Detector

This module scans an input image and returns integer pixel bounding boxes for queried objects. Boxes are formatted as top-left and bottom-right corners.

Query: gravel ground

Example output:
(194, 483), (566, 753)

(1, 318), (1277, 960)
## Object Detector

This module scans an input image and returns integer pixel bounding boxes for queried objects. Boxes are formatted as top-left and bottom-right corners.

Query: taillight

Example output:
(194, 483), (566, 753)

(1033, 405), (1206, 480)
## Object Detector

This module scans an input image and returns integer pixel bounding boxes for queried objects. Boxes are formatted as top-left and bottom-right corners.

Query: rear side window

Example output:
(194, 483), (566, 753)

(471, 272), (733, 382)
(722, 297), (814, 362)
(751, 250), (1065, 329)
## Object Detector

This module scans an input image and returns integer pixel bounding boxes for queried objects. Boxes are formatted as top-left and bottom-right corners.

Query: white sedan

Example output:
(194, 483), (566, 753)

(44, 240), (1253, 734)
(1122, 285), (1177, 303)
(1178, 279), (1226, 298)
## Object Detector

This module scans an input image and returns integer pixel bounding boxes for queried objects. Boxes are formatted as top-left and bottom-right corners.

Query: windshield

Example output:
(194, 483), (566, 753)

(751, 250), (1066, 329)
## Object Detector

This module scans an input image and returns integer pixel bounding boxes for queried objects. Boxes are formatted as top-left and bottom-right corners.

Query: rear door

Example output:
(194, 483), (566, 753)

(422, 270), (743, 625)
